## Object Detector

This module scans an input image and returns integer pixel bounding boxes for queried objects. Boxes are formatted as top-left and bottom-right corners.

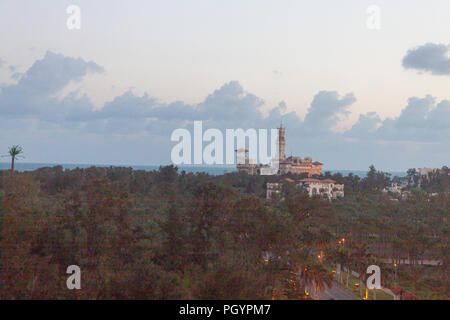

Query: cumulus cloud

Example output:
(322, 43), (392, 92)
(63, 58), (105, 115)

(0, 50), (356, 138)
(403, 43), (450, 75)
(427, 100), (450, 130)
(0, 51), (448, 169)
(0, 51), (103, 120)
(89, 91), (160, 120)
(396, 96), (434, 129)
(197, 81), (265, 123)
(345, 112), (381, 139)
(302, 91), (356, 134)
(18, 51), (104, 95)
(347, 95), (450, 142)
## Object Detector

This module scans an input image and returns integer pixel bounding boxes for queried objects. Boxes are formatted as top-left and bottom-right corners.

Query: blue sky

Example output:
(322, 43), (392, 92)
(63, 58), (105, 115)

(0, 0), (449, 170)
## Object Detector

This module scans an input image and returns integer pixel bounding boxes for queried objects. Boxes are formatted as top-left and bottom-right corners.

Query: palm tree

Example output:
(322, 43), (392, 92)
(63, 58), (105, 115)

(343, 247), (354, 288)
(294, 262), (333, 299)
(295, 265), (314, 298)
(4, 145), (24, 171)
(353, 242), (373, 298)
(291, 247), (314, 298)
(309, 263), (333, 299)
(335, 247), (347, 283)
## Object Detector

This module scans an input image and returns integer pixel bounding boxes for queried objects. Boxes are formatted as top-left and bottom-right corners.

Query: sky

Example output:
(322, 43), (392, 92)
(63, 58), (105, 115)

(0, 0), (449, 171)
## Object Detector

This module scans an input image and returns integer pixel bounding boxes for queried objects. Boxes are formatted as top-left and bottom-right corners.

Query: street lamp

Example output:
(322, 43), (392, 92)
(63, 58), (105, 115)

(394, 263), (397, 283)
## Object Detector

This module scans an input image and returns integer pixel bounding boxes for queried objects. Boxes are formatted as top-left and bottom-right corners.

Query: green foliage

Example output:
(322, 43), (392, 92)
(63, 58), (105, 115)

(0, 164), (448, 299)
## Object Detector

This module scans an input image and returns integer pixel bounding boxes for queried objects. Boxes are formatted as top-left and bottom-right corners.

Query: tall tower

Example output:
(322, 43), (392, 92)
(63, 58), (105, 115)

(278, 122), (286, 160)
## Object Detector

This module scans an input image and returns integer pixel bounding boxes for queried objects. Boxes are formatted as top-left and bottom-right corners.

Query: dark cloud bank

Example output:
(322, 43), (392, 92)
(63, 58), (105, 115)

(0, 50), (448, 170)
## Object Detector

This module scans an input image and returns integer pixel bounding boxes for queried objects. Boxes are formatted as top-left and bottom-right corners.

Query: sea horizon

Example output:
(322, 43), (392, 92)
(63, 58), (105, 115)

(0, 162), (408, 177)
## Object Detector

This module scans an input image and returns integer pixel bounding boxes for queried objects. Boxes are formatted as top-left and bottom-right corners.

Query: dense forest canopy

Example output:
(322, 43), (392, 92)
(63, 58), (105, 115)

(0, 165), (448, 299)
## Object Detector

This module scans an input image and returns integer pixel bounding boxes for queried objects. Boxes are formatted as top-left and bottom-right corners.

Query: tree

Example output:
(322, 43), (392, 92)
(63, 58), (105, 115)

(294, 261), (333, 299)
(406, 168), (418, 186)
(331, 246), (347, 284)
(353, 242), (371, 298)
(342, 247), (354, 287)
(295, 265), (314, 297)
(309, 263), (333, 299)
(364, 165), (391, 191)
(4, 145), (24, 171)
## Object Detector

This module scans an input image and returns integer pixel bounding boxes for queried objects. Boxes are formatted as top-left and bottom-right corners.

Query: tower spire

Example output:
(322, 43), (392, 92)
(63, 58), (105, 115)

(277, 121), (286, 160)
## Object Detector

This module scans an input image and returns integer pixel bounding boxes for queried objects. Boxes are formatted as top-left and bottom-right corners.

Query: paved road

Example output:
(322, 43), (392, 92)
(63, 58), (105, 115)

(316, 282), (359, 300)
(343, 268), (396, 300)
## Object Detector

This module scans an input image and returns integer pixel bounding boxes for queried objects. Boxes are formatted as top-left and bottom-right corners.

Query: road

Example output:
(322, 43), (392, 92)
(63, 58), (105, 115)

(316, 282), (359, 300)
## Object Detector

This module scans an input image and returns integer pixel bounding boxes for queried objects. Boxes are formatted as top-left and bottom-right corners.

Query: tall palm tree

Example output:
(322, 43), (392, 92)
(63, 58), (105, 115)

(4, 145), (24, 171)
(343, 247), (354, 288)
(353, 242), (371, 298)
(293, 262), (333, 299)
(335, 247), (347, 283)
(295, 265), (314, 298)
(289, 246), (315, 298)
(309, 263), (333, 299)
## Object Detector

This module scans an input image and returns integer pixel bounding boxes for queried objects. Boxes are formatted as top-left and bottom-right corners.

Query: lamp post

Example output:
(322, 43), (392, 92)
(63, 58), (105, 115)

(394, 263), (397, 284)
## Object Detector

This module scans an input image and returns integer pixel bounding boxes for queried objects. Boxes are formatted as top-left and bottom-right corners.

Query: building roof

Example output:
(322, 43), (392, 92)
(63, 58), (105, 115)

(313, 161), (323, 165)
(299, 178), (336, 184)
(299, 178), (322, 183)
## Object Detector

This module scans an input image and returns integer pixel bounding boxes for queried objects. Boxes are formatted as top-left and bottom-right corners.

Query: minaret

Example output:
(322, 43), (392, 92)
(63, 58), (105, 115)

(278, 121), (286, 160)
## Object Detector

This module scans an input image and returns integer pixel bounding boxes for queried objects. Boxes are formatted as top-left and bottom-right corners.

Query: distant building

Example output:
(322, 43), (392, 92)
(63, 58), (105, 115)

(383, 182), (402, 195)
(266, 178), (344, 201)
(298, 178), (344, 200)
(400, 191), (412, 200)
(418, 168), (440, 177)
(429, 192), (439, 197)
(236, 125), (323, 176)
(417, 167), (446, 186)
(266, 182), (281, 200)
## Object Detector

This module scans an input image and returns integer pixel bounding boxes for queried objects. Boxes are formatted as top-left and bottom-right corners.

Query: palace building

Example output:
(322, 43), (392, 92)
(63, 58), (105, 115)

(236, 125), (323, 176)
